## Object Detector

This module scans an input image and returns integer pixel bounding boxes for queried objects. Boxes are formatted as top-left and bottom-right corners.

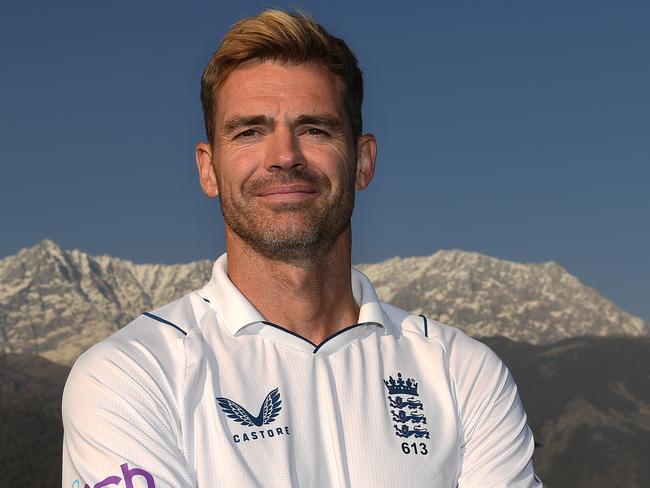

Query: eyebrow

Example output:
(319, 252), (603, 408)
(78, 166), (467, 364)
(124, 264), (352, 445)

(222, 115), (273, 134)
(295, 115), (344, 133)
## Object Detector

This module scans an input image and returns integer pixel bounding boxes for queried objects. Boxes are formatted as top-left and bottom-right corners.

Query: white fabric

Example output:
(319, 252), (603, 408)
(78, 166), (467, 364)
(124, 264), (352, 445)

(62, 253), (542, 487)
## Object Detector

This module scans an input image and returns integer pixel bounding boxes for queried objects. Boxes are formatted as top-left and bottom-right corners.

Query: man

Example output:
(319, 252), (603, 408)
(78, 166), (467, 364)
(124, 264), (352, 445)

(63, 9), (542, 487)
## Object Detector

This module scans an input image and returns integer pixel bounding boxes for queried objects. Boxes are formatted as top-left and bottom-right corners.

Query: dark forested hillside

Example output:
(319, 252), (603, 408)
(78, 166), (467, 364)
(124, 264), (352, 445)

(0, 354), (69, 487)
(485, 336), (650, 488)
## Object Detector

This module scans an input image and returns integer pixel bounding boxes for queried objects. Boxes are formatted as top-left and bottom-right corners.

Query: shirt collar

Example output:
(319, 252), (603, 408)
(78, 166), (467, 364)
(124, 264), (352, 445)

(199, 253), (388, 336)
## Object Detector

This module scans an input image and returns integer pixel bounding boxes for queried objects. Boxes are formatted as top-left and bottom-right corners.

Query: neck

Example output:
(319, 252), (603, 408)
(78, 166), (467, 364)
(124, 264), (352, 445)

(225, 227), (359, 345)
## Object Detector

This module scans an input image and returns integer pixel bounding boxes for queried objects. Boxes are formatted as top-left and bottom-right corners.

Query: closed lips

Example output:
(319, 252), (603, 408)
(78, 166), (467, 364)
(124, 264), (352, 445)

(256, 184), (316, 196)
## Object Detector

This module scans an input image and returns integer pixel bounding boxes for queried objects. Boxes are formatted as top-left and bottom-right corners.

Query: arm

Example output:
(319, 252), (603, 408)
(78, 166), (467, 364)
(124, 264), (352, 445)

(62, 339), (196, 488)
(450, 334), (542, 487)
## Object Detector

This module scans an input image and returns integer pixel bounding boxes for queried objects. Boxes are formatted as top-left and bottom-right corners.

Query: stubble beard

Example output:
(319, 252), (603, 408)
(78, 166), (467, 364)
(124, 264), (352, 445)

(218, 170), (355, 264)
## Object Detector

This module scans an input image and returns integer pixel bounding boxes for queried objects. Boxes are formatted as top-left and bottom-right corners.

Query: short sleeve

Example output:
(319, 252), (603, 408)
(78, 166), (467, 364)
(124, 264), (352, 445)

(62, 339), (196, 488)
(449, 333), (542, 487)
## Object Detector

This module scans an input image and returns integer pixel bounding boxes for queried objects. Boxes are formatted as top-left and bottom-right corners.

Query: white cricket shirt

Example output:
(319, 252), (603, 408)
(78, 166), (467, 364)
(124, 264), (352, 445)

(62, 254), (542, 487)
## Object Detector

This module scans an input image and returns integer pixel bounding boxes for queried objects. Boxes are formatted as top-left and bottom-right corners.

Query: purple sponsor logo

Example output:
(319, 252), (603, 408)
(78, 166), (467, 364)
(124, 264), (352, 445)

(71, 463), (156, 488)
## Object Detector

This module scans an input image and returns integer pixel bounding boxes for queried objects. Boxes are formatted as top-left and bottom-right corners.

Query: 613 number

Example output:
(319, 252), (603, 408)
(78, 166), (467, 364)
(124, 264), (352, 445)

(401, 442), (428, 455)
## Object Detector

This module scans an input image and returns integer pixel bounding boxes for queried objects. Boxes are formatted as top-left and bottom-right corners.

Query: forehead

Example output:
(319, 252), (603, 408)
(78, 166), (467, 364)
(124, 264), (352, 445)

(215, 61), (345, 121)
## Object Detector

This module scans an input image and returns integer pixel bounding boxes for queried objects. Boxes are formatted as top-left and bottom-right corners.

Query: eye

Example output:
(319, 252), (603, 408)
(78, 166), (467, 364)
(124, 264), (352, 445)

(236, 128), (259, 139)
(305, 127), (328, 137)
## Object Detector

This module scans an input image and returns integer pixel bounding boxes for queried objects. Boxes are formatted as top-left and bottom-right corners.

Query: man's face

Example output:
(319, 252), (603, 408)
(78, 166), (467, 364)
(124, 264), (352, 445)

(198, 61), (374, 262)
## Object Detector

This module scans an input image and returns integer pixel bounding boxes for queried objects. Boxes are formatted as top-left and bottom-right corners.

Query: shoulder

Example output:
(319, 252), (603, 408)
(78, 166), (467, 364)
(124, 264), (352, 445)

(63, 291), (209, 412)
(73, 291), (200, 366)
(382, 301), (495, 357)
(381, 302), (508, 395)
(62, 296), (203, 488)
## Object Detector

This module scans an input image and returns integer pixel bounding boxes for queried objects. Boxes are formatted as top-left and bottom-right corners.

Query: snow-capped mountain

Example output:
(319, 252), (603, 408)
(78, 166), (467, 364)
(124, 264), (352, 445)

(0, 240), (212, 365)
(0, 240), (647, 365)
(356, 252), (648, 344)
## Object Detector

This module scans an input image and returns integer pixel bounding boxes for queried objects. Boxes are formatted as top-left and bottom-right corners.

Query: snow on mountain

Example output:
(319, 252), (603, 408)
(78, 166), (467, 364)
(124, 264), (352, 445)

(0, 240), (647, 365)
(0, 240), (212, 365)
(356, 251), (648, 343)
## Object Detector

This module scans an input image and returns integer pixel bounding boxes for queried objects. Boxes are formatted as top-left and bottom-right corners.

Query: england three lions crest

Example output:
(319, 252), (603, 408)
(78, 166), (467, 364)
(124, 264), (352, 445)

(383, 373), (431, 447)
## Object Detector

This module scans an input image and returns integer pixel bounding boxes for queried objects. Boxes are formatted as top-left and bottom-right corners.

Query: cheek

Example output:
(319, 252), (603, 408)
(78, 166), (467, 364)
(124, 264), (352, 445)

(302, 145), (354, 180)
(215, 148), (260, 189)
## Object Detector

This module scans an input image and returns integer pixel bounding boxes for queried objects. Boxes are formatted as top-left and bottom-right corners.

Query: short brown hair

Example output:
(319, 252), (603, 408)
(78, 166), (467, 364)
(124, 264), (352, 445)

(200, 9), (364, 145)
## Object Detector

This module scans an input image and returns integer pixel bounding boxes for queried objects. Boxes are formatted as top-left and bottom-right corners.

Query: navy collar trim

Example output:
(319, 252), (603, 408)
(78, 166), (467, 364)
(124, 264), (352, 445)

(142, 311), (188, 336)
(260, 320), (381, 353)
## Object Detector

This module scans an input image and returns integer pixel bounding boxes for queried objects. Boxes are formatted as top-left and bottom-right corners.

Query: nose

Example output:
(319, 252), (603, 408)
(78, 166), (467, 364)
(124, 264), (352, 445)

(264, 126), (304, 171)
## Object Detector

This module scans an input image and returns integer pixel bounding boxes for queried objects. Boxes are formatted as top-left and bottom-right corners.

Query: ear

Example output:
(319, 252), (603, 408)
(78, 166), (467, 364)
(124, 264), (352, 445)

(195, 142), (219, 197)
(354, 134), (377, 191)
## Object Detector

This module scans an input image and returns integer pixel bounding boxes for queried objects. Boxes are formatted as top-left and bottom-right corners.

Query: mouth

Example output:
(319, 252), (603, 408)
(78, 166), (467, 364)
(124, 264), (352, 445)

(255, 183), (318, 202)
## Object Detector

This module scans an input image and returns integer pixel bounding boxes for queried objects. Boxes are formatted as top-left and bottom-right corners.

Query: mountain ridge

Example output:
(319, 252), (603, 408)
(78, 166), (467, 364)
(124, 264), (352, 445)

(1, 239), (647, 365)
(356, 250), (648, 343)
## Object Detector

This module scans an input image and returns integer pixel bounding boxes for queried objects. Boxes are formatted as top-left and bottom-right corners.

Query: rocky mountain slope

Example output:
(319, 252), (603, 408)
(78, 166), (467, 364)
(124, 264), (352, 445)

(0, 240), (212, 365)
(483, 336), (650, 488)
(357, 252), (648, 343)
(0, 240), (647, 365)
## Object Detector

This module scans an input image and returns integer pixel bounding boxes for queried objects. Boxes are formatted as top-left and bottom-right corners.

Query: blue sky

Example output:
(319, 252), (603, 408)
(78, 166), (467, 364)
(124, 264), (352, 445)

(1, 0), (648, 321)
